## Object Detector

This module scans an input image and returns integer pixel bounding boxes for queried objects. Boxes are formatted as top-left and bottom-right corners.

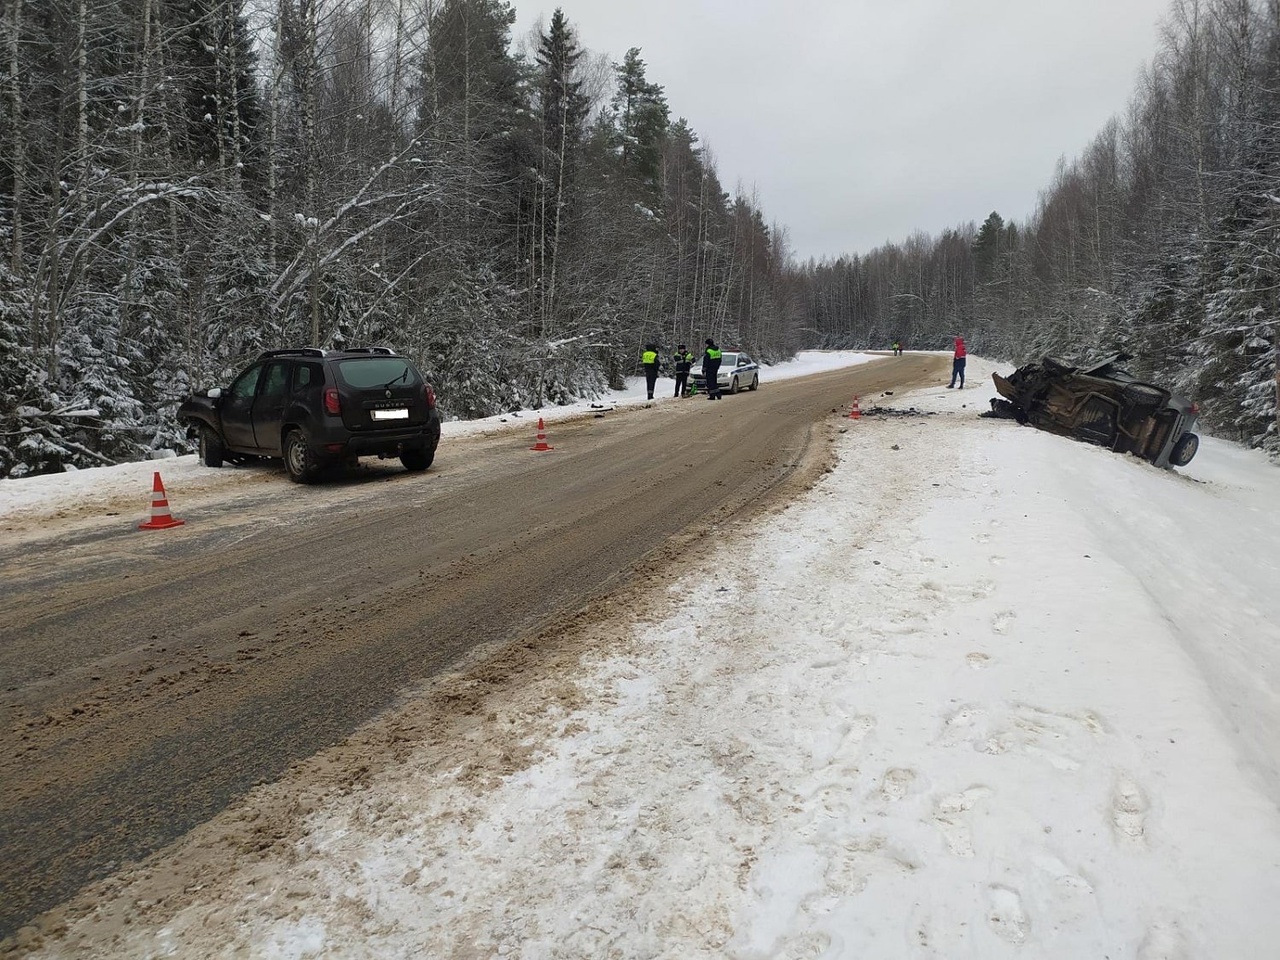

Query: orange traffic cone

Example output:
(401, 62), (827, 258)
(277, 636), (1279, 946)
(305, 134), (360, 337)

(530, 417), (554, 452)
(848, 395), (862, 420)
(138, 471), (185, 530)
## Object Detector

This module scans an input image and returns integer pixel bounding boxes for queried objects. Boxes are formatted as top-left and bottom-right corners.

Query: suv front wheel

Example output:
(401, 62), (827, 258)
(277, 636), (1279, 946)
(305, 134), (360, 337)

(199, 425), (225, 468)
(284, 429), (320, 483)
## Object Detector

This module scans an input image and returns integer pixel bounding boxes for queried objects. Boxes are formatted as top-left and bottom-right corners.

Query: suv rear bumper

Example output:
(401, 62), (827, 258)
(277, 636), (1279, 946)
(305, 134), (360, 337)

(312, 415), (441, 458)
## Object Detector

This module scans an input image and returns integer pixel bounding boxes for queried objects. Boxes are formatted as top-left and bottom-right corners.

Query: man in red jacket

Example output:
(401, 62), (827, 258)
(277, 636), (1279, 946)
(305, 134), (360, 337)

(948, 336), (967, 389)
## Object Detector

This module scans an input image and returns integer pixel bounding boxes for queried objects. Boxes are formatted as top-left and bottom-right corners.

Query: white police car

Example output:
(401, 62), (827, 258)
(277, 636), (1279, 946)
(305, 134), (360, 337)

(691, 351), (760, 395)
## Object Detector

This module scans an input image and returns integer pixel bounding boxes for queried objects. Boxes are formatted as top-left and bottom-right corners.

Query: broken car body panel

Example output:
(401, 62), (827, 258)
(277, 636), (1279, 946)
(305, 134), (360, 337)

(989, 354), (1201, 468)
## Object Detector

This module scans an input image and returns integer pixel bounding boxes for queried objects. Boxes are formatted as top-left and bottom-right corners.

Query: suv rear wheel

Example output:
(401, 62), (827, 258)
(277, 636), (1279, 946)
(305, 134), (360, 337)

(199, 426), (225, 468)
(1169, 432), (1199, 467)
(401, 446), (435, 472)
(284, 429), (319, 483)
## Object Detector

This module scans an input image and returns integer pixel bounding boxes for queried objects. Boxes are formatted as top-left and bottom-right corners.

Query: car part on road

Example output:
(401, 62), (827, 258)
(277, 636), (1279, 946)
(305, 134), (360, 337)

(987, 354), (1200, 468)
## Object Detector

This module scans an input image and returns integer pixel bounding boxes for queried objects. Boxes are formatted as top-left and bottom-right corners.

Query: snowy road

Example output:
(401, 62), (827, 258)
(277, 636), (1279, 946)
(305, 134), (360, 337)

(0, 353), (944, 941)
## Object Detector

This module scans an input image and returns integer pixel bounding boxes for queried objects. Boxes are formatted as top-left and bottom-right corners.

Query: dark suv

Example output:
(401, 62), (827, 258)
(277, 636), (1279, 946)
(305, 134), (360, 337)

(178, 348), (441, 482)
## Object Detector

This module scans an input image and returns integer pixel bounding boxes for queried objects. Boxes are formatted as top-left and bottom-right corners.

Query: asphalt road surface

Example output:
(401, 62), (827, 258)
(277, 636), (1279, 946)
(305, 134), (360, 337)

(0, 354), (945, 937)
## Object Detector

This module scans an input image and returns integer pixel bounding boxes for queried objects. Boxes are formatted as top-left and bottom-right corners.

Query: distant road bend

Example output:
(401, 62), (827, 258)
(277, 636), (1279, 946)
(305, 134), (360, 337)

(0, 354), (946, 937)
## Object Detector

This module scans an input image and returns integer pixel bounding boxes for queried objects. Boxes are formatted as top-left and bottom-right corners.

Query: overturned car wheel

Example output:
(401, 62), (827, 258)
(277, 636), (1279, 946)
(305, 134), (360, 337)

(1169, 432), (1199, 467)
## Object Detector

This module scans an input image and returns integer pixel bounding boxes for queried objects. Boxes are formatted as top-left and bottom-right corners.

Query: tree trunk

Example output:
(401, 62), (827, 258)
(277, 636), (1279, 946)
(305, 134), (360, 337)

(267, 0), (283, 272)
(547, 92), (570, 337)
(121, 0), (155, 340)
(302, 0), (320, 343)
(224, 0), (243, 184)
(7, 0), (23, 274)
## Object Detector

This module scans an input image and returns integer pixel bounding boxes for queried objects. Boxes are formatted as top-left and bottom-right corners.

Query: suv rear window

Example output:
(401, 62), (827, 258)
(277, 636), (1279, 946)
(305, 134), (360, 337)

(334, 358), (419, 389)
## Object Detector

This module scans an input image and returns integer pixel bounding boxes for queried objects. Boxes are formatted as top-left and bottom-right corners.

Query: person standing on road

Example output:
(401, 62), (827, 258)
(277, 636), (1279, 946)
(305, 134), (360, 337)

(702, 339), (723, 400)
(642, 343), (660, 400)
(948, 335), (967, 389)
(893, 340), (902, 356)
(673, 344), (693, 398)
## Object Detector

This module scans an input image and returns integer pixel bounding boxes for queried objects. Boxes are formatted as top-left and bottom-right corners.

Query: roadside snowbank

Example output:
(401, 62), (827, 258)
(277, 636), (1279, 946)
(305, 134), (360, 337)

(14, 357), (1280, 959)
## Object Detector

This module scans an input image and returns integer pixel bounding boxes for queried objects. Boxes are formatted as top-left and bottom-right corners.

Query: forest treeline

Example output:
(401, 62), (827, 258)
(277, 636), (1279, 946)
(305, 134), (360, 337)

(1, 0), (1277, 478)
(802, 0), (1280, 456)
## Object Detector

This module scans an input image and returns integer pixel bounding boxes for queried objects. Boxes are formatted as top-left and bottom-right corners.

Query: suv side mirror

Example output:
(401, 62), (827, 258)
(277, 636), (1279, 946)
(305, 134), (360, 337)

(207, 387), (223, 399)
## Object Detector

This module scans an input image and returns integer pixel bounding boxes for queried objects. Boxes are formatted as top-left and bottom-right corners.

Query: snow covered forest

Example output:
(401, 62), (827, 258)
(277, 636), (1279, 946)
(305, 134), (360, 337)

(801, 0), (1280, 456)
(1, 0), (1278, 478)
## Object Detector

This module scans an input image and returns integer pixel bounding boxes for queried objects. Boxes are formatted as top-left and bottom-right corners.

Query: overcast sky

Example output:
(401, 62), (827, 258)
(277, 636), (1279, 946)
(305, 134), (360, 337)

(512, 0), (1173, 262)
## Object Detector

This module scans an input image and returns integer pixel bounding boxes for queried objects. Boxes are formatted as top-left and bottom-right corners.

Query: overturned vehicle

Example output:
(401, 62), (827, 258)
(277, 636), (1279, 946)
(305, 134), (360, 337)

(988, 354), (1201, 468)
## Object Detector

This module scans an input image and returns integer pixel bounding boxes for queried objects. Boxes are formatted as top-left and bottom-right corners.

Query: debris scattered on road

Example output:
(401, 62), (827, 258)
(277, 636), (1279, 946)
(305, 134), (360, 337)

(860, 406), (937, 418)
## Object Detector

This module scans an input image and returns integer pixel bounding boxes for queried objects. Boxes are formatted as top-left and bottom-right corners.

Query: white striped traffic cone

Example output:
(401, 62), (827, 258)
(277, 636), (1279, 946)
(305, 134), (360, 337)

(530, 417), (554, 452)
(138, 471), (185, 530)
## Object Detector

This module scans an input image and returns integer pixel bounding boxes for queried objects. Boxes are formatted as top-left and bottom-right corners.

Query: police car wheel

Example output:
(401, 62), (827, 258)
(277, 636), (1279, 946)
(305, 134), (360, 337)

(730, 377), (740, 394)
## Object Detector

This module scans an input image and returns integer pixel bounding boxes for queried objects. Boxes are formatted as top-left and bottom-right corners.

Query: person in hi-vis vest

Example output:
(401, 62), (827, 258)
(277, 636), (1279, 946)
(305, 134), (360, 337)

(641, 343), (660, 400)
(702, 339), (723, 400)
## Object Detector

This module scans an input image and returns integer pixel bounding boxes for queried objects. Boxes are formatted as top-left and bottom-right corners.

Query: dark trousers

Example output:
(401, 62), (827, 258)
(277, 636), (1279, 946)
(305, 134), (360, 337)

(950, 357), (966, 387)
(644, 366), (658, 399)
(674, 371), (688, 397)
(705, 364), (721, 397)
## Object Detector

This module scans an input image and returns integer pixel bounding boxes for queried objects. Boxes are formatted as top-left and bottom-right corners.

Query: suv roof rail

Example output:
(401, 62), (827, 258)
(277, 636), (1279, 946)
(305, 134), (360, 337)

(255, 346), (400, 361)
(258, 347), (326, 359)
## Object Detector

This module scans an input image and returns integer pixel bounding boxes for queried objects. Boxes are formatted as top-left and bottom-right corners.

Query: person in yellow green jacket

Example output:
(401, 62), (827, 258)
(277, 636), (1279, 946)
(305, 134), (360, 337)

(702, 338), (723, 400)
(641, 343), (660, 399)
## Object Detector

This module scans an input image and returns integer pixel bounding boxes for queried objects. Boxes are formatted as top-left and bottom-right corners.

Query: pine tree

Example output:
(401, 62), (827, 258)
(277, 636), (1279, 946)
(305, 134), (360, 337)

(531, 8), (588, 336)
(610, 48), (669, 193)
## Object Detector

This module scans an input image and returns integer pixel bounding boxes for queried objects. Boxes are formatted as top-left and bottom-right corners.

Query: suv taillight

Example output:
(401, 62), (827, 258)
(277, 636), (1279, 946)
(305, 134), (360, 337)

(424, 384), (436, 410)
(1190, 402), (1200, 415)
(323, 386), (341, 416)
